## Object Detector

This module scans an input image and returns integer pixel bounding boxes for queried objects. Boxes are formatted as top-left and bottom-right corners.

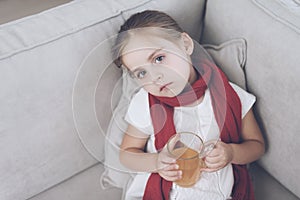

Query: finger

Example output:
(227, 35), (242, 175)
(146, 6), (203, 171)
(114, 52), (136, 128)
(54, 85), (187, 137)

(204, 159), (226, 172)
(205, 148), (221, 157)
(205, 154), (222, 164)
(200, 167), (220, 173)
(205, 161), (223, 169)
(157, 162), (178, 171)
(160, 170), (182, 181)
(161, 155), (177, 164)
(162, 169), (182, 177)
(162, 163), (179, 171)
(161, 174), (182, 182)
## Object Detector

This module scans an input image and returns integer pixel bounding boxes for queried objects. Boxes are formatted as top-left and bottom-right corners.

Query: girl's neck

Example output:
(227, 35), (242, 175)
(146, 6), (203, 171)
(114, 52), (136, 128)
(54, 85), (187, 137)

(189, 66), (198, 85)
(181, 66), (198, 93)
(181, 66), (205, 107)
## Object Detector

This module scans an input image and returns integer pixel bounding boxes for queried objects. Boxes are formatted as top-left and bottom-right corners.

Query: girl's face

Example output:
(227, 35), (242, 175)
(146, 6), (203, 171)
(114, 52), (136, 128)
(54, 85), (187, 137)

(121, 32), (196, 97)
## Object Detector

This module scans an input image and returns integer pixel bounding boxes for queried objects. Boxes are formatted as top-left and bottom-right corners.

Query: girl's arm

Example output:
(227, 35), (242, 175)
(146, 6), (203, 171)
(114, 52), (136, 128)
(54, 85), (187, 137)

(204, 108), (265, 171)
(120, 124), (158, 172)
(120, 124), (181, 182)
(230, 108), (265, 164)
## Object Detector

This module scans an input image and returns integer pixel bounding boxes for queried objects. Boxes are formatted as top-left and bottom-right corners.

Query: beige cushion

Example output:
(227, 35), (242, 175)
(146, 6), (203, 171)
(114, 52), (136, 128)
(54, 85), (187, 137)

(101, 38), (248, 189)
(203, 38), (247, 90)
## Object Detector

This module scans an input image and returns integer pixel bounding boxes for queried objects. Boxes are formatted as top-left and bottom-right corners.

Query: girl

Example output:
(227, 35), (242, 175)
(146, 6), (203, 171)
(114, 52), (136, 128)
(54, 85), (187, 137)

(113, 10), (265, 200)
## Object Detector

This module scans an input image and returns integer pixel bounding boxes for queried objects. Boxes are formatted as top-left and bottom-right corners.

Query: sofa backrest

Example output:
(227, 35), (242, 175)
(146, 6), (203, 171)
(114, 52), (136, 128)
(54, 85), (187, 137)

(201, 0), (300, 197)
(0, 0), (206, 199)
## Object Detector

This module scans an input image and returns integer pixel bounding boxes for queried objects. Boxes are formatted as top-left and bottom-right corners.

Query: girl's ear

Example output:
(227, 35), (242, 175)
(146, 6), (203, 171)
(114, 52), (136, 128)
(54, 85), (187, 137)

(181, 32), (194, 55)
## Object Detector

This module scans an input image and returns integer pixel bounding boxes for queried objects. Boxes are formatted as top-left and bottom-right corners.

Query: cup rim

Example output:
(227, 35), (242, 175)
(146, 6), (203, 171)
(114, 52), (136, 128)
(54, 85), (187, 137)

(167, 132), (204, 160)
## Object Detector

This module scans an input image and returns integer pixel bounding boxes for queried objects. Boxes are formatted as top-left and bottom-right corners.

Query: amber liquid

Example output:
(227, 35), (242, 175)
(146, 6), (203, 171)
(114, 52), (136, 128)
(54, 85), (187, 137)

(172, 147), (205, 187)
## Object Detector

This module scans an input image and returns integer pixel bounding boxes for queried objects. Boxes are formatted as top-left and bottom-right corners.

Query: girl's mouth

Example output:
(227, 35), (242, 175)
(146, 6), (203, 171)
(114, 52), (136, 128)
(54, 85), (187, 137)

(160, 82), (172, 92)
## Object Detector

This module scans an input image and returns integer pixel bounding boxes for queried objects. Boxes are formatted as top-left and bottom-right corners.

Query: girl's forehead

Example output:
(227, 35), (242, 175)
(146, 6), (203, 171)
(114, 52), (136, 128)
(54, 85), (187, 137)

(120, 33), (184, 69)
(123, 33), (180, 52)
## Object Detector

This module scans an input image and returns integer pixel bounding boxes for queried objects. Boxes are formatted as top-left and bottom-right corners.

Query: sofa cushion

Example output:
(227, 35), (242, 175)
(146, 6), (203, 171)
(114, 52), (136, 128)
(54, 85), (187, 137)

(253, 0), (300, 33)
(101, 38), (248, 189)
(29, 163), (123, 200)
(203, 38), (247, 89)
(202, 0), (300, 197)
(250, 163), (300, 200)
(0, 0), (206, 199)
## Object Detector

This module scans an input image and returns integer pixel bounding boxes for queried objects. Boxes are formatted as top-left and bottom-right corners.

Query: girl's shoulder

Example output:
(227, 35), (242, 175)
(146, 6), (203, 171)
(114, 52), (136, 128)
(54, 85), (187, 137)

(229, 82), (256, 118)
(130, 88), (149, 106)
(125, 88), (153, 134)
(229, 82), (255, 101)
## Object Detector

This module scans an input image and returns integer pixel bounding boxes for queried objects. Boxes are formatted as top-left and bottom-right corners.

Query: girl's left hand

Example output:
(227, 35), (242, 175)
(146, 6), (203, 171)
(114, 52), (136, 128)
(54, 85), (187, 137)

(201, 141), (234, 172)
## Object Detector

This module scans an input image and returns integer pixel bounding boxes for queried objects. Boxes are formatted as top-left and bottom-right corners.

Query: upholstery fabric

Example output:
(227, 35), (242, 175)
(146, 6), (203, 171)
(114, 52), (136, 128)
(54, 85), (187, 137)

(0, 0), (206, 199)
(202, 0), (300, 197)
(203, 39), (247, 90)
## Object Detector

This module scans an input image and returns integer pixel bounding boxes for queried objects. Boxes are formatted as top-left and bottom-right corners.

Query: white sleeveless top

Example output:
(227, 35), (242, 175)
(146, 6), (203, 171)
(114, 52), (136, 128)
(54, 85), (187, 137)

(124, 83), (255, 200)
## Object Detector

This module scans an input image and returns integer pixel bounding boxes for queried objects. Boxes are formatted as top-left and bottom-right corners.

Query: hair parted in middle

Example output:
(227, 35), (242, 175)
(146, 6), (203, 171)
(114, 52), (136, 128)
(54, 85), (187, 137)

(113, 10), (185, 68)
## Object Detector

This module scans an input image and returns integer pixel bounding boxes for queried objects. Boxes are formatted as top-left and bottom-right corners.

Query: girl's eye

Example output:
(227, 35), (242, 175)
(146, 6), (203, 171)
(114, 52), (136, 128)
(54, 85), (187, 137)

(154, 55), (164, 64)
(136, 70), (147, 79)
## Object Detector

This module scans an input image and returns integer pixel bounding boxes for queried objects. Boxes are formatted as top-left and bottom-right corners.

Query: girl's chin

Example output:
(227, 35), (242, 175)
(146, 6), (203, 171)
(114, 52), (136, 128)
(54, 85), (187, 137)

(148, 91), (177, 98)
(147, 86), (182, 97)
(158, 91), (180, 98)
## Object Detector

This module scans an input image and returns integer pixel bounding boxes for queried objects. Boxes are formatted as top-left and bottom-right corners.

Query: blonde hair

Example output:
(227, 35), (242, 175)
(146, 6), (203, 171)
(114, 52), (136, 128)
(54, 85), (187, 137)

(113, 10), (184, 68)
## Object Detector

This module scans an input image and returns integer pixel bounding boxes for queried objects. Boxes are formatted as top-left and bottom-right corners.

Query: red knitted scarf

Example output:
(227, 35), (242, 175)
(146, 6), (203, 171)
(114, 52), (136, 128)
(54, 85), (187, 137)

(143, 60), (255, 200)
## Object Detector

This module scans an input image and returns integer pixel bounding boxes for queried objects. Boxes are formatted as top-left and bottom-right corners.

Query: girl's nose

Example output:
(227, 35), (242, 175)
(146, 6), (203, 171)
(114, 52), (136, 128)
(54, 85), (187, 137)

(151, 71), (163, 83)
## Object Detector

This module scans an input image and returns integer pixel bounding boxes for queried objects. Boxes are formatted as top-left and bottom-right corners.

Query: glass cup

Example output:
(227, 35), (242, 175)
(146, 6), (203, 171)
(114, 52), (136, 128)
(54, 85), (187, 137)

(167, 132), (206, 188)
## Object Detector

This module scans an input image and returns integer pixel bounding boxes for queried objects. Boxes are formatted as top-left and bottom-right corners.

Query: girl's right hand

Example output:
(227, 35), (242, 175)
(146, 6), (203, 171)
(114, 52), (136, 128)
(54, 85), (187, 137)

(156, 144), (182, 182)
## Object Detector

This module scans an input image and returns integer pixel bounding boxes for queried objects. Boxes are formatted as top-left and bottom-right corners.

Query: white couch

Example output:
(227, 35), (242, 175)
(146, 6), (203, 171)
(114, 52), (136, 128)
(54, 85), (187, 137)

(0, 0), (299, 200)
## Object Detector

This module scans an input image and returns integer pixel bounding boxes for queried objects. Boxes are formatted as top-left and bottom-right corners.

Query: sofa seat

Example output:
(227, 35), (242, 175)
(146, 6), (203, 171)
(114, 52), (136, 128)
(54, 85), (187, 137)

(250, 163), (299, 200)
(28, 163), (122, 200)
